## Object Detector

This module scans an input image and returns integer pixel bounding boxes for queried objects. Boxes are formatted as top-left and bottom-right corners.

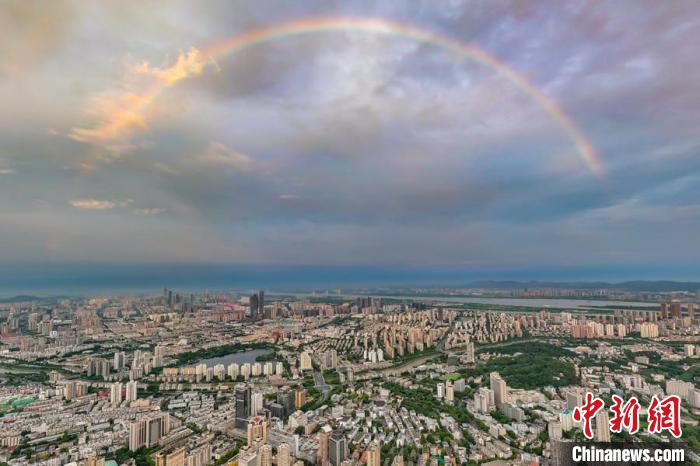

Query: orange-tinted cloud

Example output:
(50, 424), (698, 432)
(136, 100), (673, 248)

(69, 198), (133, 210)
(68, 48), (206, 154)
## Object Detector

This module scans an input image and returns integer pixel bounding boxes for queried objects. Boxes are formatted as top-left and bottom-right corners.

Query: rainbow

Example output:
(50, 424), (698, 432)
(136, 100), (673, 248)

(90, 16), (603, 174)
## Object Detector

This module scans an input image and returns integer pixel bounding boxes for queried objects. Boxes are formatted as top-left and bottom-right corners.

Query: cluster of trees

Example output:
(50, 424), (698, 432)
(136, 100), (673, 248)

(467, 343), (577, 389)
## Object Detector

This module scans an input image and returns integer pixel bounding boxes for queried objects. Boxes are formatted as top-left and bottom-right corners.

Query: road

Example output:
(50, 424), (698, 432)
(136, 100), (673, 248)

(313, 370), (330, 397)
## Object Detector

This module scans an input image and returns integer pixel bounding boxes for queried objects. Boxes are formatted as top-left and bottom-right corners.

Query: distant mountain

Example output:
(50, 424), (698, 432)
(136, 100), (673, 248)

(467, 280), (700, 292)
(0, 295), (44, 303)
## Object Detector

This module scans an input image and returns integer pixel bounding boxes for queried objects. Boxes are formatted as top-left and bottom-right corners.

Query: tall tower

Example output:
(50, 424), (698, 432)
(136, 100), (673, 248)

(329, 431), (346, 466)
(258, 290), (265, 318)
(366, 441), (381, 466)
(126, 380), (138, 402)
(110, 382), (123, 406)
(259, 444), (272, 466)
(490, 372), (508, 408)
(671, 302), (682, 319)
(250, 294), (259, 320)
(277, 443), (291, 466)
(595, 412), (611, 442)
(318, 425), (331, 466)
(235, 384), (251, 429)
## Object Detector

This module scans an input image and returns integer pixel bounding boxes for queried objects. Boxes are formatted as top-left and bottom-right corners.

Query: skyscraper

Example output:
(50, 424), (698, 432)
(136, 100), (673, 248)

(318, 426), (332, 466)
(110, 382), (123, 406)
(113, 351), (126, 371)
(250, 293), (259, 320)
(126, 380), (138, 402)
(329, 431), (346, 466)
(259, 444), (272, 466)
(671, 302), (682, 319)
(258, 290), (265, 317)
(235, 384), (251, 429)
(129, 413), (171, 451)
(251, 391), (263, 416)
(366, 441), (381, 466)
(247, 416), (269, 447)
(595, 412), (611, 442)
(277, 443), (291, 466)
(490, 372), (508, 409)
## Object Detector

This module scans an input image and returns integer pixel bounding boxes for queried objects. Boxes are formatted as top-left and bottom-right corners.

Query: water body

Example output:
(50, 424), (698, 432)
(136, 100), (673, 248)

(198, 348), (272, 367)
(371, 296), (658, 309)
(277, 292), (658, 310)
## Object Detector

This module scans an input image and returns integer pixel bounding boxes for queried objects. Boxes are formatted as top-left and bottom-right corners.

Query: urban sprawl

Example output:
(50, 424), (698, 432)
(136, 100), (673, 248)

(1, 289), (699, 466)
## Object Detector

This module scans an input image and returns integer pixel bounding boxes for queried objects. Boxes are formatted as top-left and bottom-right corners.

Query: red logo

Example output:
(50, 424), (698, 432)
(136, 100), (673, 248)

(648, 395), (682, 438)
(573, 393), (683, 439)
(572, 392), (605, 439)
(609, 395), (640, 434)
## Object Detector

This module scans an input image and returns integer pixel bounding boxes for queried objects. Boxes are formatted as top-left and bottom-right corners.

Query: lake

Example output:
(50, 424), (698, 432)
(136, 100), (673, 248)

(198, 348), (273, 367)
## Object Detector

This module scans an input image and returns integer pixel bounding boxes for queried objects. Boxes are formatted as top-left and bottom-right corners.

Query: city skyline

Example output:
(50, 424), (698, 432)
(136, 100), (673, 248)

(1, 1), (700, 274)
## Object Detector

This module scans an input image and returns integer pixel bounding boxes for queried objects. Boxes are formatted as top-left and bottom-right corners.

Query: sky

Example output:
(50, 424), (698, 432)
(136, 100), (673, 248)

(1, 0), (700, 288)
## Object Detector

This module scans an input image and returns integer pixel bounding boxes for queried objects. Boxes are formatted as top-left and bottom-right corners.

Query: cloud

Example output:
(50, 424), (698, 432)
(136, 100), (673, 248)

(134, 207), (167, 215)
(1, 1), (700, 271)
(69, 199), (133, 210)
(190, 141), (254, 170)
(68, 48), (207, 155)
(131, 48), (206, 85)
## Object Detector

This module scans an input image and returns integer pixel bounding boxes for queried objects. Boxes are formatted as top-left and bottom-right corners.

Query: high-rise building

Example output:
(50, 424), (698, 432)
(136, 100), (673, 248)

(110, 382), (123, 406)
(84, 455), (106, 466)
(247, 416), (269, 446)
(318, 425), (331, 466)
(251, 391), (263, 416)
(445, 380), (455, 403)
(566, 390), (582, 411)
(323, 349), (338, 369)
(114, 351), (126, 371)
(155, 447), (185, 466)
(294, 387), (307, 409)
(126, 380), (138, 402)
(473, 387), (494, 413)
(329, 431), (346, 466)
(436, 382), (445, 399)
(277, 443), (291, 466)
(595, 412), (611, 442)
(259, 444), (272, 466)
(153, 345), (164, 367)
(465, 341), (475, 364)
(277, 387), (295, 416)
(258, 290), (265, 317)
(186, 443), (212, 466)
(688, 303), (695, 320)
(235, 384), (251, 429)
(250, 294), (259, 320)
(671, 302), (682, 319)
(490, 372), (508, 409)
(548, 422), (563, 441)
(129, 413), (171, 450)
(237, 447), (258, 466)
(640, 322), (659, 338)
(299, 352), (312, 371)
(366, 441), (381, 466)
